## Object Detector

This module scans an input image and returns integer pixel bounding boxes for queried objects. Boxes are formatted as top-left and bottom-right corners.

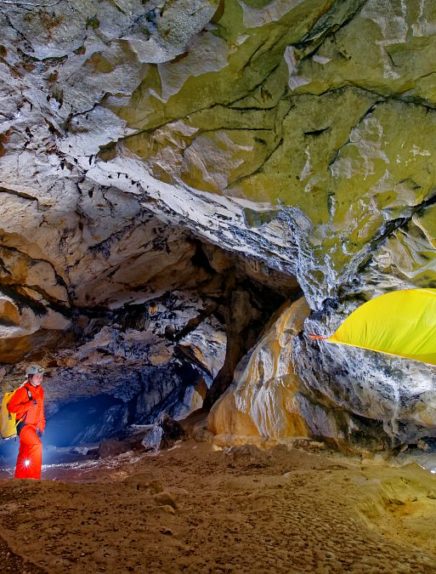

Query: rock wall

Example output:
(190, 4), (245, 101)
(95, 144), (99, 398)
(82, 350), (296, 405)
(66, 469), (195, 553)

(209, 297), (312, 446)
(0, 0), (435, 448)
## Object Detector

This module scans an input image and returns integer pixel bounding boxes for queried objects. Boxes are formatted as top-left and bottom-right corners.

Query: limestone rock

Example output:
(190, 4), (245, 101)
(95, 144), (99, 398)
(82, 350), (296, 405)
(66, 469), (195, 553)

(209, 297), (313, 445)
(295, 316), (436, 447)
(0, 0), (435, 449)
(141, 425), (164, 453)
(178, 316), (227, 378)
(98, 438), (132, 459)
(0, 293), (70, 363)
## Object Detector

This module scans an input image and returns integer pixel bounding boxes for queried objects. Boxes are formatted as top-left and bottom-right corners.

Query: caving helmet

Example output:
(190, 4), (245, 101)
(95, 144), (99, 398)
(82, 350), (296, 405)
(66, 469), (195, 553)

(25, 364), (45, 376)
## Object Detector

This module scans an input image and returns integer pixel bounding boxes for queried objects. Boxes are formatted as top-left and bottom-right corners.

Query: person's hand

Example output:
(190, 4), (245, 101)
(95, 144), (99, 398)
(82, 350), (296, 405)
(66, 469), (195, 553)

(36, 429), (43, 438)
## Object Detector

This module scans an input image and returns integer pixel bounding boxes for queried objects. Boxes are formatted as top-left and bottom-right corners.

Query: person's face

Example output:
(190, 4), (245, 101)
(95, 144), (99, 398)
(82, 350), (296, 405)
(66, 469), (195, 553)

(31, 374), (43, 386)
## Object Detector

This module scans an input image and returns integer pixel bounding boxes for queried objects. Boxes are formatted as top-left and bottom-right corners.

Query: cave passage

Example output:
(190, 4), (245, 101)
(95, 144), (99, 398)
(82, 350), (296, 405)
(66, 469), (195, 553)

(43, 394), (126, 448)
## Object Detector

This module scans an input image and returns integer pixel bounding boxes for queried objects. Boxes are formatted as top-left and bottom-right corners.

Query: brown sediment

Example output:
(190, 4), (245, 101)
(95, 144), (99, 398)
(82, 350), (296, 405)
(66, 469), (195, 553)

(0, 441), (435, 573)
(0, 532), (47, 573)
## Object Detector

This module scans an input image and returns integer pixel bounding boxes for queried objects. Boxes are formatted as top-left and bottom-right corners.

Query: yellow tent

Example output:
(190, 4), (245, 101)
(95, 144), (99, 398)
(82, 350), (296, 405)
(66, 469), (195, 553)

(324, 289), (436, 366)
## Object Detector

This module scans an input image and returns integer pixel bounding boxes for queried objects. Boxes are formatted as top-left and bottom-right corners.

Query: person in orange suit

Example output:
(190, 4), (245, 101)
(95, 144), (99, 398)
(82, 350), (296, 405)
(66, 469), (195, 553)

(7, 365), (46, 479)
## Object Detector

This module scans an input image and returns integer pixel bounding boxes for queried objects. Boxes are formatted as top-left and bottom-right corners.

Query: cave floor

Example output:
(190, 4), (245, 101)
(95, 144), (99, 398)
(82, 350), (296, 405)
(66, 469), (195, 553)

(0, 441), (435, 574)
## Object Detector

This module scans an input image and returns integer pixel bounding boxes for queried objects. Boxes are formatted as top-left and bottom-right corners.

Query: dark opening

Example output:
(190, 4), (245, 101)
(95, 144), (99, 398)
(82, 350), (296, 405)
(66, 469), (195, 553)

(44, 394), (127, 447)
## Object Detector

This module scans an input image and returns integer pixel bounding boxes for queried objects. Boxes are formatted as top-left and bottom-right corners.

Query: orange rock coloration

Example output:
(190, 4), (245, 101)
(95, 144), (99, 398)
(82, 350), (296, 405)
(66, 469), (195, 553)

(210, 297), (312, 445)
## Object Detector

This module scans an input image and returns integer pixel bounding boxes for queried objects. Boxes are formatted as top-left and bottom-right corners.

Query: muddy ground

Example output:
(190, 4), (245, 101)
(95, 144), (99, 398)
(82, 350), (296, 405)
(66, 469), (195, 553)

(0, 441), (435, 573)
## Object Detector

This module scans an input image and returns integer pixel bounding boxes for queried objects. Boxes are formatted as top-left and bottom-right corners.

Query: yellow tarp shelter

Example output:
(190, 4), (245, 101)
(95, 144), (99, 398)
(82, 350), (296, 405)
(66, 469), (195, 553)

(325, 289), (436, 366)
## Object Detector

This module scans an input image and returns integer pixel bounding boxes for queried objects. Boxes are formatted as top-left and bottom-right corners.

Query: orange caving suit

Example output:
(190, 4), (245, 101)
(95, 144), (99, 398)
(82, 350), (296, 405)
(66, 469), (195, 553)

(7, 382), (46, 479)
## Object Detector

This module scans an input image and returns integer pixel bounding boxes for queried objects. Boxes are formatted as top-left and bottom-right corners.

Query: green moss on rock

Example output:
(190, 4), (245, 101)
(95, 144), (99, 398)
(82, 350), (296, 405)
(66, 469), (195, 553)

(110, 0), (436, 292)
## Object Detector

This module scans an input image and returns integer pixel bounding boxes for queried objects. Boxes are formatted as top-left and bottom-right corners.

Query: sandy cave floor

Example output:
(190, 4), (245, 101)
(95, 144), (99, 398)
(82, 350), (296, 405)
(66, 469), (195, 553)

(0, 441), (435, 574)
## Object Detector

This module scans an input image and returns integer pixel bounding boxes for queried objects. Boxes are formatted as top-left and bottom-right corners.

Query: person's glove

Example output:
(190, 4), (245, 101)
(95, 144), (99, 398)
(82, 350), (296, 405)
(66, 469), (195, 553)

(36, 429), (43, 438)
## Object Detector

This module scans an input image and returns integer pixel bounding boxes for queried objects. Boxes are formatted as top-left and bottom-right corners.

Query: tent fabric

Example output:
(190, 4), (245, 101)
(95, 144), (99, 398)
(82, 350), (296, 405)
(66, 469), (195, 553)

(327, 289), (436, 366)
